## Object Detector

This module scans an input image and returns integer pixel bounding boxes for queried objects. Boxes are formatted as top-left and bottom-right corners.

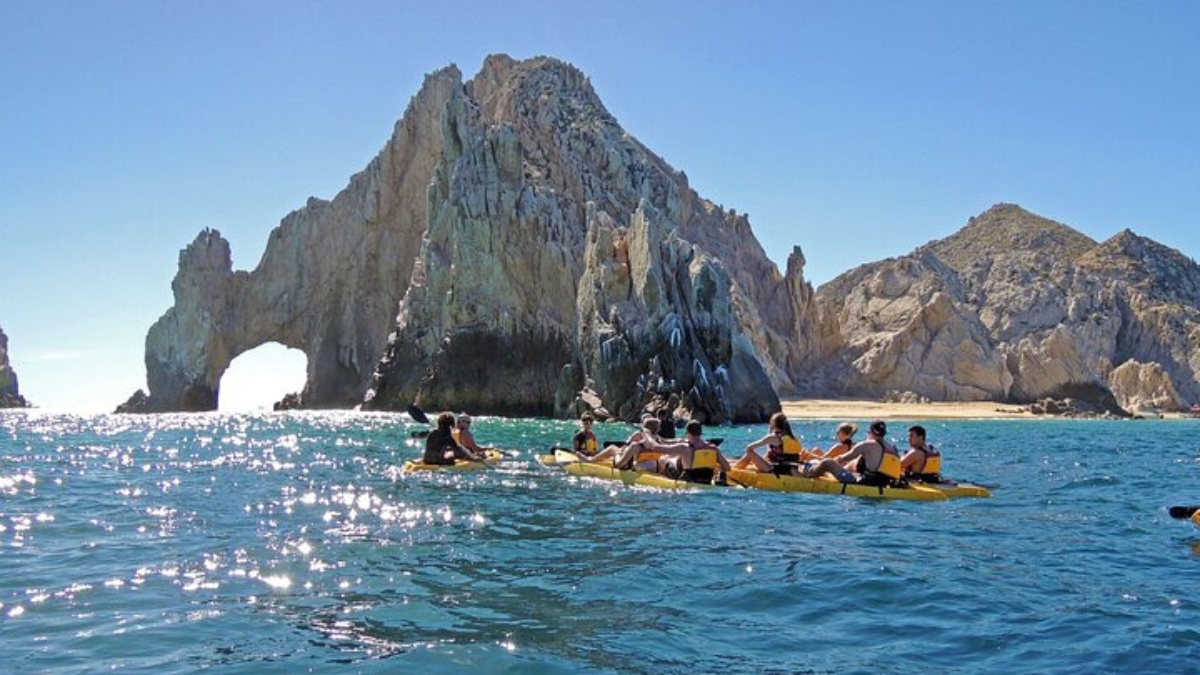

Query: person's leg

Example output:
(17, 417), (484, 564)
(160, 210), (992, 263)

(613, 445), (638, 470)
(804, 458), (841, 478)
(734, 451), (771, 472)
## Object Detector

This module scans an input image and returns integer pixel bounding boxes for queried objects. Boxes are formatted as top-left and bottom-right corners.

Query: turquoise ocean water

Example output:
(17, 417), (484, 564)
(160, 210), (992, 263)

(2, 410), (1199, 674)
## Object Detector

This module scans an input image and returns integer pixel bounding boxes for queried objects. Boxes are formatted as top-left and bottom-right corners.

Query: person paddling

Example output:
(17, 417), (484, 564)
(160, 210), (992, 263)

(803, 420), (902, 486)
(572, 412), (600, 458)
(733, 412), (808, 475)
(657, 419), (733, 484)
(611, 416), (690, 471)
(900, 424), (942, 483)
(452, 413), (491, 457)
(821, 422), (859, 460)
(423, 412), (486, 465)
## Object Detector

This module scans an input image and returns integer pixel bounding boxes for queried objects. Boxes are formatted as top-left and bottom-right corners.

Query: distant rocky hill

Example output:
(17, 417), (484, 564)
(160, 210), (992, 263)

(1, 326), (29, 408)
(119, 56), (1198, 419)
(809, 204), (1200, 412)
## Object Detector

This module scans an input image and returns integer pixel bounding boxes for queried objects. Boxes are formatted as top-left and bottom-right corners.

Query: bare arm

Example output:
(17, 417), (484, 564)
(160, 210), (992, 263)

(642, 435), (690, 452)
(900, 450), (922, 472)
(459, 429), (484, 453)
(744, 433), (779, 454)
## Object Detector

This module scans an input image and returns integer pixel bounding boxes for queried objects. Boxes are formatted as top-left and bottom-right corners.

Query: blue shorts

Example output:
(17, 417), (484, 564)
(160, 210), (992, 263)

(832, 467), (857, 483)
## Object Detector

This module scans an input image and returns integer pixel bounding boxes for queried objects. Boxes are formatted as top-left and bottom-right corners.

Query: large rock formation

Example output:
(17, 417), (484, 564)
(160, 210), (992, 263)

(118, 67), (462, 412)
(123, 55), (810, 421)
(0, 326), (29, 408)
(121, 54), (1199, 418)
(363, 55), (800, 421)
(809, 204), (1200, 412)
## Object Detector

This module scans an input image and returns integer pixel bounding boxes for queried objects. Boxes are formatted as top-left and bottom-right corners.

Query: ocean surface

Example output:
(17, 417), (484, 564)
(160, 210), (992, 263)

(2, 410), (1199, 674)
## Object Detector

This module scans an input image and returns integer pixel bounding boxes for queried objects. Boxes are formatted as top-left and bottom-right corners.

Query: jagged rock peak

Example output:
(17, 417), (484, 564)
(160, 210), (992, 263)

(1080, 229), (1200, 301)
(920, 203), (1097, 274)
(0, 325), (29, 408)
(361, 54), (800, 421)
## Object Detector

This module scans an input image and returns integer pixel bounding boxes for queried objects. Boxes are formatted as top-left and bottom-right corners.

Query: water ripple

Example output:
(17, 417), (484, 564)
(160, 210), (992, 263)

(2, 412), (1200, 673)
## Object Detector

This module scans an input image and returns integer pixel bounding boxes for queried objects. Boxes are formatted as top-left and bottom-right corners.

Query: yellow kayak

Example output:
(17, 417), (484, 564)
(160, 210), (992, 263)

(401, 449), (505, 473)
(907, 478), (991, 498)
(728, 468), (947, 501)
(563, 457), (718, 490)
(538, 448), (579, 466)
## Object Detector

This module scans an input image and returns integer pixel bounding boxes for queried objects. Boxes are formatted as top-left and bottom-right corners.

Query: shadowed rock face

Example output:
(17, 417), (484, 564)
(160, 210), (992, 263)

(809, 204), (1200, 412)
(122, 55), (810, 420)
(571, 201), (779, 422)
(362, 55), (801, 422)
(0, 326), (29, 408)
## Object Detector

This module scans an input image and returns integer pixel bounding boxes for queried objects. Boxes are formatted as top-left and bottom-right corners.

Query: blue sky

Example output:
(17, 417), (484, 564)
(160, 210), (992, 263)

(2, 1), (1197, 412)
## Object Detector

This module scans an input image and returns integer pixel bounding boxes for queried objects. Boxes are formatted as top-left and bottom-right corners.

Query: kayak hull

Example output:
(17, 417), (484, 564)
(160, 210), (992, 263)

(402, 449), (505, 473)
(564, 459), (716, 490)
(538, 448), (579, 466)
(910, 479), (991, 498)
(728, 469), (947, 501)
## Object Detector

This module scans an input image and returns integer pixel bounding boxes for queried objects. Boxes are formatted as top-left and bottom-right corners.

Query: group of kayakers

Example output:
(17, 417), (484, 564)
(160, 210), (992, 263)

(421, 407), (945, 487)
(421, 411), (493, 465)
(568, 410), (943, 487)
(569, 412), (733, 482)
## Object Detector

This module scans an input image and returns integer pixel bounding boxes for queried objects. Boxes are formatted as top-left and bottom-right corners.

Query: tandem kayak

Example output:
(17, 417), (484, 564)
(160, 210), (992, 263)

(538, 448), (579, 466)
(727, 468), (947, 501)
(907, 478), (991, 498)
(564, 460), (719, 490)
(401, 449), (506, 473)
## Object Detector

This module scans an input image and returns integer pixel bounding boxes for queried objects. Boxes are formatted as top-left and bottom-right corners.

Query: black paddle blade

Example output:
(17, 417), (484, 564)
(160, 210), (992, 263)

(1169, 506), (1200, 519)
(409, 430), (431, 438)
(407, 404), (430, 425)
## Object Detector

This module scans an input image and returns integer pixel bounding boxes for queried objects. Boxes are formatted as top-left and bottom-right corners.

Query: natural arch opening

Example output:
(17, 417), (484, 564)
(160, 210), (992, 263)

(218, 343), (308, 412)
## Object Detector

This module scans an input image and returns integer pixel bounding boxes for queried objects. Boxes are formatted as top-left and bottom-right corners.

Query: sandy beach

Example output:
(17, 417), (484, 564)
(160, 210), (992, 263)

(781, 398), (1032, 421)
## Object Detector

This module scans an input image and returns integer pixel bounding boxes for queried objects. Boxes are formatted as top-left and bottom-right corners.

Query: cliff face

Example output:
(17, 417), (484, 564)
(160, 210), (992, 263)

(121, 54), (1198, 417)
(117, 67), (461, 412)
(0, 326), (29, 408)
(363, 55), (801, 421)
(811, 204), (1200, 411)
(124, 55), (810, 421)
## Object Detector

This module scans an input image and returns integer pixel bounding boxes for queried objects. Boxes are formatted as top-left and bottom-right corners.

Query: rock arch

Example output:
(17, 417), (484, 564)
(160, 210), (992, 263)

(117, 66), (461, 413)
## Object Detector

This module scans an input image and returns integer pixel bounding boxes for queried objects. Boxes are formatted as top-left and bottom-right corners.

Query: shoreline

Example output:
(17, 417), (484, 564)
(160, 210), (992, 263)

(780, 398), (1033, 421)
(780, 398), (1197, 421)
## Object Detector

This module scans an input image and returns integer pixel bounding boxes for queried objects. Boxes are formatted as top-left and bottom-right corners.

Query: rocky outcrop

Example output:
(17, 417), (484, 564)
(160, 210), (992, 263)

(570, 201), (778, 422)
(810, 204), (1200, 412)
(1108, 360), (1183, 412)
(123, 54), (1198, 418)
(119, 66), (462, 412)
(126, 55), (810, 421)
(0, 326), (29, 408)
(362, 55), (803, 422)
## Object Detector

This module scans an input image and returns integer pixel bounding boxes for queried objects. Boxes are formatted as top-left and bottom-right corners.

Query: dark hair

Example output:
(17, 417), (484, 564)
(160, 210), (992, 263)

(580, 412), (594, 423)
(869, 420), (887, 437)
(685, 420), (702, 436)
(770, 412), (794, 439)
(437, 411), (456, 431)
(908, 425), (926, 439)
